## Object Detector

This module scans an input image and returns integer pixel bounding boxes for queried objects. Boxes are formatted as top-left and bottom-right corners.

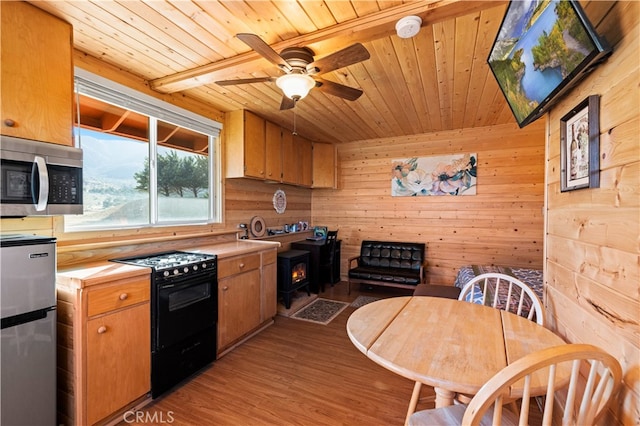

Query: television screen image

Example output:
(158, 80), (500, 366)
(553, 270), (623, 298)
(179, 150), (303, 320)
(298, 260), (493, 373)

(488, 0), (611, 127)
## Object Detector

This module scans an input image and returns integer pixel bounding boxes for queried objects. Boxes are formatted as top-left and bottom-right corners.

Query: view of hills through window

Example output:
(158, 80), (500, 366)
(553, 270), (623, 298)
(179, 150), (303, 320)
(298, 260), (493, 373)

(65, 112), (213, 230)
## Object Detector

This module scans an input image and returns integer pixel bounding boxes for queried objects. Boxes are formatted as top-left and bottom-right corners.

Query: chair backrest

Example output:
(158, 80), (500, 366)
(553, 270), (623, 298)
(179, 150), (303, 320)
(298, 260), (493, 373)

(325, 231), (338, 258)
(462, 344), (623, 426)
(458, 272), (545, 325)
(358, 241), (425, 271)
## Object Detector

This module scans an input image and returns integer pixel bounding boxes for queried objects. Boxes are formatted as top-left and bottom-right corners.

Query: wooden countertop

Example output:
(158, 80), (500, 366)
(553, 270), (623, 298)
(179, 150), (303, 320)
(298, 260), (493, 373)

(57, 240), (280, 289)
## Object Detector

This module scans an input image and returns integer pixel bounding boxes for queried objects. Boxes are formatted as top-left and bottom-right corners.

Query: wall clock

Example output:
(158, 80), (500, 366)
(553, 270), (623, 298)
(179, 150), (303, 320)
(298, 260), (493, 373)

(273, 189), (287, 214)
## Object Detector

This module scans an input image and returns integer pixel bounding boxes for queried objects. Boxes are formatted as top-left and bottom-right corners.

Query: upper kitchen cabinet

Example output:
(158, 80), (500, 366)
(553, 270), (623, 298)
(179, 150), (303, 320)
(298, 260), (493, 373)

(264, 120), (283, 182)
(225, 109), (319, 188)
(312, 142), (337, 189)
(282, 132), (312, 187)
(225, 110), (265, 179)
(1, 1), (73, 146)
(297, 135), (313, 187)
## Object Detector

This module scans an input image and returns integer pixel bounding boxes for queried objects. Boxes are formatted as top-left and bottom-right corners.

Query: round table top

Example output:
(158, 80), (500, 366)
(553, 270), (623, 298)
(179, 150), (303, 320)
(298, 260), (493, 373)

(346, 296), (566, 396)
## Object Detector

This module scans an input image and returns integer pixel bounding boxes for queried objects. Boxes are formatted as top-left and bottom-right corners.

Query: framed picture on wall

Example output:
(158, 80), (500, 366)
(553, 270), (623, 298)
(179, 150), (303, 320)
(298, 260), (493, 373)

(560, 95), (600, 192)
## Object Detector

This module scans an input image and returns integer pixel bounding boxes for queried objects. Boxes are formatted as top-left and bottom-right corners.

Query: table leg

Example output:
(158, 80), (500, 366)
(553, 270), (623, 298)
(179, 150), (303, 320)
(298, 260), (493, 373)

(404, 381), (422, 426)
(434, 387), (456, 408)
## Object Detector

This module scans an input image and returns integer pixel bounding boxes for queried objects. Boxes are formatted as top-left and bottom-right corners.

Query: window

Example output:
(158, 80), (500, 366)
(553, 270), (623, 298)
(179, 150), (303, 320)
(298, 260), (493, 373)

(65, 69), (222, 231)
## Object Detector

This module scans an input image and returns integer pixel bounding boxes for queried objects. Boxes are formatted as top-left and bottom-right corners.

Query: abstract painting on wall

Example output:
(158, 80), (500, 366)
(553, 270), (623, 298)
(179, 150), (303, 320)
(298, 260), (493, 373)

(391, 153), (477, 196)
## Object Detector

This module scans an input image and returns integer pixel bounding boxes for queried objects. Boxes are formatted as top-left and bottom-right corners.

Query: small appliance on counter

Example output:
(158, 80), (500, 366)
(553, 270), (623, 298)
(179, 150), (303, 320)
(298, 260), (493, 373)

(307, 226), (328, 241)
(238, 223), (249, 239)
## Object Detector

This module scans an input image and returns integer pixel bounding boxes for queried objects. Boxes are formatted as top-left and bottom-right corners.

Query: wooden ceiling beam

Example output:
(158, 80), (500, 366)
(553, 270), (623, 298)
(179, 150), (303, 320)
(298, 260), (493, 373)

(150, 0), (505, 94)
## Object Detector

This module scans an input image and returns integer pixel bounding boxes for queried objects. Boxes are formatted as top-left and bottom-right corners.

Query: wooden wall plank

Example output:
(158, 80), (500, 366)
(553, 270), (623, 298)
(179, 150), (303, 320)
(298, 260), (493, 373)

(544, 2), (639, 424)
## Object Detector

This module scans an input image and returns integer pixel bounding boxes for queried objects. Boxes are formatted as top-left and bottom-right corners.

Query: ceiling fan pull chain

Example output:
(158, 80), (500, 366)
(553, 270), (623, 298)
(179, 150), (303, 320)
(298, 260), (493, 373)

(292, 101), (298, 135)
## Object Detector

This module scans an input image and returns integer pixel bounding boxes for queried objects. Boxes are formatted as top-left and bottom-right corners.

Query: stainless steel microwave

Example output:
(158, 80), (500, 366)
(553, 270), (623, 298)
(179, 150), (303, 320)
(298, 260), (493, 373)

(0, 136), (83, 217)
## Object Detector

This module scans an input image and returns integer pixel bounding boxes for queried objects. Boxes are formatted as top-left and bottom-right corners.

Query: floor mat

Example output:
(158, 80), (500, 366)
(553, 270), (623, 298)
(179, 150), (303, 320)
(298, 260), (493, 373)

(350, 295), (381, 308)
(290, 298), (349, 325)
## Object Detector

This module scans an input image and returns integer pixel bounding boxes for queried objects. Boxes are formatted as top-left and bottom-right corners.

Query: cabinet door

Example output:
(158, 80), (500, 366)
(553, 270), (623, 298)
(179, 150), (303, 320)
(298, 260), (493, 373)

(261, 250), (278, 321)
(312, 142), (337, 188)
(243, 111), (266, 179)
(86, 303), (150, 425)
(281, 130), (297, 184)
(297, 135), (313, 187)
(282, 133), (312, 186)
(218, 269), (261, 350)
(0, 2), (73, 145)
(264, 121), (282, 182)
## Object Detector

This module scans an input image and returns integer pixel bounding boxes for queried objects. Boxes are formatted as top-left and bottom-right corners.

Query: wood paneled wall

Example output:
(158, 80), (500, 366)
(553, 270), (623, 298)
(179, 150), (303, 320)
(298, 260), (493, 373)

(312, 121), (546, 285)
(544, 2), (639, 424)
(224, 178), (312, 242)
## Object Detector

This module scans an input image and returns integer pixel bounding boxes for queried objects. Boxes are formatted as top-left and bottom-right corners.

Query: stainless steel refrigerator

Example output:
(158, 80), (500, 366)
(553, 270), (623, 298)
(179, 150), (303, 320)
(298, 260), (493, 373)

(1, 235), (57, 425)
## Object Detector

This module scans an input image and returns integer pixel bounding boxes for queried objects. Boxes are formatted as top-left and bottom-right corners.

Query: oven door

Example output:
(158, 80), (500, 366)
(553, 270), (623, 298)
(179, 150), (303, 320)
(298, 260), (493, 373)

(154, 273), (217, 351)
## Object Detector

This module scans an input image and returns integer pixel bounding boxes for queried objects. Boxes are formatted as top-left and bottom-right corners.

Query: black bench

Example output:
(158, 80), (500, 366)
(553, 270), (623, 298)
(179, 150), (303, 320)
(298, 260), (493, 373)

(347, 241), (425, 294)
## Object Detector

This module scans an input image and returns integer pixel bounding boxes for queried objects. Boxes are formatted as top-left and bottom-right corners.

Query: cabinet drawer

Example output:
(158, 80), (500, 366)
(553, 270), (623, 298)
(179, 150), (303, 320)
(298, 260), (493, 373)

(218, 253), (260, 279)
(87, 278), (150, 317)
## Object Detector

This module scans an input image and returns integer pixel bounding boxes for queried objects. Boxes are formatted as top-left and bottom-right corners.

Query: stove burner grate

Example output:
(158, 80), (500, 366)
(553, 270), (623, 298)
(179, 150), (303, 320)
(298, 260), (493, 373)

(111, 250), (217, 279)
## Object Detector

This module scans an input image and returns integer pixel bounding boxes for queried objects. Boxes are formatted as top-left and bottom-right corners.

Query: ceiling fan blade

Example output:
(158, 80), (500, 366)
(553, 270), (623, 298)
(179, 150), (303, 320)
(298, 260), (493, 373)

(308, 43), (370, 75)
(279, 96), (296, 110)
(314, 78), (363, 101)
(215, 77), (276, 86)
(236, 33), (293, 73)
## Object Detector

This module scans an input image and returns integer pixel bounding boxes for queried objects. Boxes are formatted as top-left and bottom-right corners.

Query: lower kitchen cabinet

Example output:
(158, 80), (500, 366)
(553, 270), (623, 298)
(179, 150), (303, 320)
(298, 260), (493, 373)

(218, 267), (261, 349)
(216, 247), (278, 356)
(261, 249), (278, 321)
(57, 267), (151, 426)
(86, 303), (150, 424)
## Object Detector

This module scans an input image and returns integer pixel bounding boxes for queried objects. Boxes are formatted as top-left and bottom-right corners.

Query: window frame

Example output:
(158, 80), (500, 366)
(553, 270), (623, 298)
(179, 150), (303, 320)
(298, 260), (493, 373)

(65, 68), (223, 232)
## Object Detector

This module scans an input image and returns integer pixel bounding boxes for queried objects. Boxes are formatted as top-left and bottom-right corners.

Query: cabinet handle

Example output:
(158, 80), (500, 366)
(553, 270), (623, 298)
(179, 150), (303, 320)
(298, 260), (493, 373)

(222, 286), (229, 291)
(119, 293), (128, 300)
(239, 263), (245, 269)
(97, 326), (107, 334)
(3, 119), (15, 127)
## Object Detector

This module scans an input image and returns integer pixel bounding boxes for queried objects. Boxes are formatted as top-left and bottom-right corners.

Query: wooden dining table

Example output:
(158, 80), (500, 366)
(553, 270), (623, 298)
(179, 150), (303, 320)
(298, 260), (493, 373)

(346, 296), (566, 423)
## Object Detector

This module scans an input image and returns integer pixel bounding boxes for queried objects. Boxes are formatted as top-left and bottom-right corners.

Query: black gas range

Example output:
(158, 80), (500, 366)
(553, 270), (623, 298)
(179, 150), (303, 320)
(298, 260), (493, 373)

(112, 250), (218, 398)
(114, 250), (217, 280)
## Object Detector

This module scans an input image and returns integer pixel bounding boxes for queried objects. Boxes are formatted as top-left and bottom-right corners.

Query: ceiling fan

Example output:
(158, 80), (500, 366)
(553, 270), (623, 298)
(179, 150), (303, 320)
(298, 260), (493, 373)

(215, 33), (370, 110)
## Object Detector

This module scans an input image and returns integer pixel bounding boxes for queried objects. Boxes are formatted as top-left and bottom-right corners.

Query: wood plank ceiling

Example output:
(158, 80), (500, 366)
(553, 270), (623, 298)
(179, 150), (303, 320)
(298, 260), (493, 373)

(30, 0), (515, 144)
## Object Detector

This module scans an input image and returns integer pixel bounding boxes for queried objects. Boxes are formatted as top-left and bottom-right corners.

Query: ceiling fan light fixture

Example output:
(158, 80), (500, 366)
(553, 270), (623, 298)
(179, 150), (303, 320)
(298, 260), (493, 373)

(276, 73), (315, 100)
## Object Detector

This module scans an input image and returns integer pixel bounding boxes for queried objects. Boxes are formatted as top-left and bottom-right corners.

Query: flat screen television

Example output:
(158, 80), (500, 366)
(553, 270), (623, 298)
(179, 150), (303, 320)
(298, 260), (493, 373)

(488, 0), (611, 127)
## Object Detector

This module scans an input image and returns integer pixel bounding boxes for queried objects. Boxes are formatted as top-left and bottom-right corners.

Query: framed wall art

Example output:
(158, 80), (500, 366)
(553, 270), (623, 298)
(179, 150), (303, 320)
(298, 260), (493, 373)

(391, 153), (477, 196)
(560, 95), (600, 192)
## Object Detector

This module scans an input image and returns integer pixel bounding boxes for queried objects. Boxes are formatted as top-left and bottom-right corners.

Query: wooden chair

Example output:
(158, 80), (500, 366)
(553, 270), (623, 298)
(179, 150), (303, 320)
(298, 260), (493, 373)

(458, 272), (545, 325)
(408, 343), (623, 426)
(320, 230), (338, 291)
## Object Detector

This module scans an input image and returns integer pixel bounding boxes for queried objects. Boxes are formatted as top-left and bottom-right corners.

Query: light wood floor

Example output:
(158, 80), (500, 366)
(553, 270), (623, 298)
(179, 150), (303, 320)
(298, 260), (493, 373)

(122, 282), (542, 425)
(121, 283), (423, 425)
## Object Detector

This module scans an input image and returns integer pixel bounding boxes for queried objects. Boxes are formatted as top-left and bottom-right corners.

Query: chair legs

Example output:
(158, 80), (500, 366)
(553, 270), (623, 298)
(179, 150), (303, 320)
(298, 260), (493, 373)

(405, 382), (423, 426)
(406, 382), (460, 425)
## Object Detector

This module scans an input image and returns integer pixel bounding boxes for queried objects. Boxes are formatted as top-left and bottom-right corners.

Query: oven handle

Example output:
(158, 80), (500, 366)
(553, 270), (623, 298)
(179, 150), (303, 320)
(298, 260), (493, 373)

(157, 272), (216, 289)
(159, 275), (217, 312)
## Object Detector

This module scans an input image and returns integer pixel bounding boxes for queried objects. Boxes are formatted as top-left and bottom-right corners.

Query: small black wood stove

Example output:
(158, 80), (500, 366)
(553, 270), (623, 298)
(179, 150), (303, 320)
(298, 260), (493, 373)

(277, 249), (311, 309)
